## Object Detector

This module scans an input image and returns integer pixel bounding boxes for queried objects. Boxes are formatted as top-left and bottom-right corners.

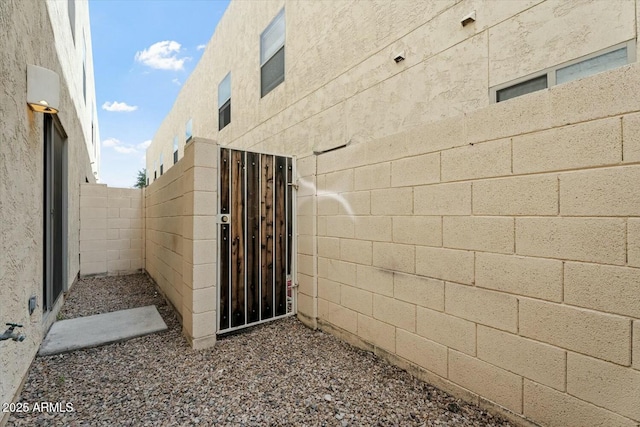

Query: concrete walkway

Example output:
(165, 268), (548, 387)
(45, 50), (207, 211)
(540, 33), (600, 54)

(39, 305), (167, 356)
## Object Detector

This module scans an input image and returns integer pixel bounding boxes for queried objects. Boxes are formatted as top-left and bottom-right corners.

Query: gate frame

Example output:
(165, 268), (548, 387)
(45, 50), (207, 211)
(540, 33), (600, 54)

(215, 145), (297, 334)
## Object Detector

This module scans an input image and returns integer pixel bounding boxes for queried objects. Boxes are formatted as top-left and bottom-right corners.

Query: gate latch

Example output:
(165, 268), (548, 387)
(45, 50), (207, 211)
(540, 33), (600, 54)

(217, 214), (230, 224)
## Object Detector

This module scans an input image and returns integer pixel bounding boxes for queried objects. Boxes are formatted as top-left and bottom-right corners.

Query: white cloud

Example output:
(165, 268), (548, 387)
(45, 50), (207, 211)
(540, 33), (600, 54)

(102, 137), (147, 155)
(134, 40), (188, 71)
(102, 101), (138, 112)
(137, 140), (152, 150)
(114, 146), (137, 154)
(172, 78), (181, 86)
(197, 44), (206, 51)
(102, 137), (121, 147)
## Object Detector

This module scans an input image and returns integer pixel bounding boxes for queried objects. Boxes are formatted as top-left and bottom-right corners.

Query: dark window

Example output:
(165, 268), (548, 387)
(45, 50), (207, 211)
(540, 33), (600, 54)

(154, 170), (157, 180)
(260, 9), (285, 97)
(496, 75), (548, 103)
(160, 164), (163, 176)
(147, 177), (149, 186)
(219, 99), (231, 131)
(173, 150), (178, 164)
(261, 47), (285, 97)
(218, 72), (231, 130)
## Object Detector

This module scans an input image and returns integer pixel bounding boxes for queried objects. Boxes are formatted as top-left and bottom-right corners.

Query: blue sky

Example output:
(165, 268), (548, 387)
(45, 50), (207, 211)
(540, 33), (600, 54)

(90, 0), (230, 187)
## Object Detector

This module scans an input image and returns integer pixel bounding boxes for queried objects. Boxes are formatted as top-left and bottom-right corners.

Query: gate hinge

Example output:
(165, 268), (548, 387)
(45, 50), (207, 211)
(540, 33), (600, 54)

(287, 182), (298, 190)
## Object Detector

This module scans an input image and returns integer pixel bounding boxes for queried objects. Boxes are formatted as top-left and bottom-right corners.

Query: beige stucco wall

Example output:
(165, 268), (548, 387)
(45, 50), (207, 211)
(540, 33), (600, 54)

(143, 1), (640, 426)
(79, 184), (143, 276)
(46, 0), (100, 179)
(0, 0), (97, 421)
(145, 138), (218, 349)
(147, 0), (637, 175)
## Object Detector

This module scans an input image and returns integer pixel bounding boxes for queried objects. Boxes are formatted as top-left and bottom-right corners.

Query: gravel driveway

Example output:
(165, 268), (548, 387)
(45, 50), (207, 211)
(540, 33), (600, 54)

(8, 274), (513, 426)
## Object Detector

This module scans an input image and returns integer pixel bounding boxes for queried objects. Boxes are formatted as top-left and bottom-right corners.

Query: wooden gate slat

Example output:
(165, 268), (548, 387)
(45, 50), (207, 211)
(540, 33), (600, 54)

(246, 152), (260, 323)
(219, 148), (230, 331)
(230, 150), (246, 328)
(261, 154), (274, 319)
(274, 156), (287, 316)
(286, 158), (293, 313)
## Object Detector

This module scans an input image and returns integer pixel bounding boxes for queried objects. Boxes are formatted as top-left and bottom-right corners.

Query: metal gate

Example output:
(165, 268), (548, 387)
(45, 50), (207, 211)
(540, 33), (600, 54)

(217, 147), (295, 334)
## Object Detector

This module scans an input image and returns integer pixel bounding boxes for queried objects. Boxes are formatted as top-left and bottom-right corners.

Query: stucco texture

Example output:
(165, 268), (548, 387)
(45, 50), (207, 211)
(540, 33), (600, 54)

(143, 1), (640, 426)
(0, 0), (95, 417)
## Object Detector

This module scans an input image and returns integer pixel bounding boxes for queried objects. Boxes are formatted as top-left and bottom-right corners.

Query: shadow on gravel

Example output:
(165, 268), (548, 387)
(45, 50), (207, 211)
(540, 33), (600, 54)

(8, 274), (513, 426)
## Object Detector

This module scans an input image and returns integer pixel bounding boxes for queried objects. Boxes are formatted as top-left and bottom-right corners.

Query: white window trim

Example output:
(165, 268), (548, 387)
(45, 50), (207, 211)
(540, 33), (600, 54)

(186, 118), (193, 142)
(218, 72), (231, 108)
(260, 8), (285, 67)
(490, 39), (636, 103)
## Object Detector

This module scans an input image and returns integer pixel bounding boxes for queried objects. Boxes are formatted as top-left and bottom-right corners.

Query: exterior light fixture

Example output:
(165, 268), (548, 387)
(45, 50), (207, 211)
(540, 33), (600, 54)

(27, 65), (60, 114)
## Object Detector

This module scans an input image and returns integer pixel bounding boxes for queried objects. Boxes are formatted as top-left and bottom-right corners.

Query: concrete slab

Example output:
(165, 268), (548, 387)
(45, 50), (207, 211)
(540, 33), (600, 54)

(39, 305), (167, 356)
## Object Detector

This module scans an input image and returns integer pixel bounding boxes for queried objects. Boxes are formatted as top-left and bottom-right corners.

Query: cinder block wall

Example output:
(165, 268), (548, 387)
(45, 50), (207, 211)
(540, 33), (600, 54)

(295, 155), (318, 327)
(144, 138), (218, 349)
(80, 184), (143, 276)
(311, 64), (640, 426)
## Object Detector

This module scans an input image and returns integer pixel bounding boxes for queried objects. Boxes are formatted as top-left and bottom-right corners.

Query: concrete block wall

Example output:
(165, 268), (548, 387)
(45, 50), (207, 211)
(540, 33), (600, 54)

(144, 138), (218, 348)
(312, 64), (640, 427)
(80, 184), (143, 276)
(296, 155), (317, 328)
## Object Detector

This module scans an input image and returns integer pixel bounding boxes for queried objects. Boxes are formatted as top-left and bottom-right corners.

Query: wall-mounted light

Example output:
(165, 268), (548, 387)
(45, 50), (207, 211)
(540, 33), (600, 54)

(461, 11), (476, 27)
(393, 51), (406, 63)
(27, 65), (60, 114)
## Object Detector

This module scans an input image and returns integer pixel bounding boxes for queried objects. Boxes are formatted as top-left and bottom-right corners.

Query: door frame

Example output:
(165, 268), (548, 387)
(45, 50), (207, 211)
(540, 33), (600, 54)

(43, 114), (68, 313)
(216, 146), (297, 334)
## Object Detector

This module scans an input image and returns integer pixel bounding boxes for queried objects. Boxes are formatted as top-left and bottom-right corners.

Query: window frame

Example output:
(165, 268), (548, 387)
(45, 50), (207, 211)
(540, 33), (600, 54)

(490, 40), (636, 103)
(173, 136), (179, 164)
(82, 33), (87, 104)
(260, 8), (285, 98)
(218, 72), (231, 130)
(186, 118), (193, 143)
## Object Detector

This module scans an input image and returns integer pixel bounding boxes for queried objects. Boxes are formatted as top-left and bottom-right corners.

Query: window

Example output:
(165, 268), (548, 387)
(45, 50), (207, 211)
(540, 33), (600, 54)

(218, 72), (231, 130)
(186, 118), (193, 143)
(497, 75), (547, 102)
(492, 40), (635, 103)
(82, 34), (86, 104)
(68, 0), (75, 43)
(260, 9), (285, 97)
(154, 160), (157, 181)
(91, 108), (94, 147)
(556, 47), (628, 84)
(159, 154), (164, 176)
(173, 136), (178, 164)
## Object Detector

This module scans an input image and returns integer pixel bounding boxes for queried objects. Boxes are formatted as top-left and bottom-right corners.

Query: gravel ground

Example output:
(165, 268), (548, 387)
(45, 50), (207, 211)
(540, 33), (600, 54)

(9, 274), (513, 426)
